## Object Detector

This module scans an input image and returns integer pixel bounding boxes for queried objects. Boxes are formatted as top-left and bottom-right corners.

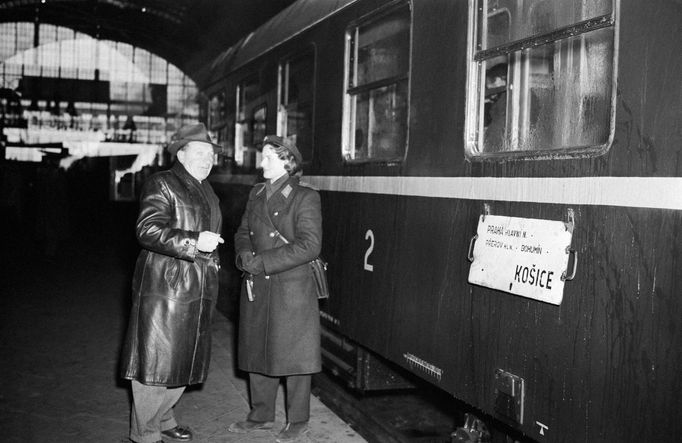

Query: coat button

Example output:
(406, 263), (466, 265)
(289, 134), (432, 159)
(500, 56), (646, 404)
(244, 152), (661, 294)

(265, 275), (270, 280)
(274, 211), (279, 216)
(269, 232), (275, 237)
(250, 231), (254, 235)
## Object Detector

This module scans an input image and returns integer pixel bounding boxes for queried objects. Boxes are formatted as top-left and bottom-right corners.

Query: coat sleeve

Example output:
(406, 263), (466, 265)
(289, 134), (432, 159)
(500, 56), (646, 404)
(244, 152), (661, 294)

(260, 189), (322, 275)
(234, 186), (259, 271)
(135, 175), (199, 261)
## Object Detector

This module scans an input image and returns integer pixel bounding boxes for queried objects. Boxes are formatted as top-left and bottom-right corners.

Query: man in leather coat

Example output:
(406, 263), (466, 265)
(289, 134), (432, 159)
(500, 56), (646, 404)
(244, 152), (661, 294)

(120, 123), (224, 443)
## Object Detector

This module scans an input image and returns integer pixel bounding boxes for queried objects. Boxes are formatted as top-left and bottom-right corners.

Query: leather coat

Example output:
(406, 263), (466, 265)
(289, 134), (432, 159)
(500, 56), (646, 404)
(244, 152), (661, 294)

(120, 161), (222, 386)
(234, 176), (322, 376)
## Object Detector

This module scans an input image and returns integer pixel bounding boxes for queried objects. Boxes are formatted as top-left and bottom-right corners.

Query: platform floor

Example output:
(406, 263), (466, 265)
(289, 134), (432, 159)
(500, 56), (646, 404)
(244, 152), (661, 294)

(0, 204), (366, 443)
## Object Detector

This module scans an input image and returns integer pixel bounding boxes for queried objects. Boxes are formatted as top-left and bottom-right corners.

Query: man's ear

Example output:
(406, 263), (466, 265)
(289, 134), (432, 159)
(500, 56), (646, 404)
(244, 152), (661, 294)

(176, 149), (185, 165)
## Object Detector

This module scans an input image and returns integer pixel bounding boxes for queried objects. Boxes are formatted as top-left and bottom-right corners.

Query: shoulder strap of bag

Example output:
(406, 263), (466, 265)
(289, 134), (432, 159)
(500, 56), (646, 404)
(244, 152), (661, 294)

(263, 202), (328, 299)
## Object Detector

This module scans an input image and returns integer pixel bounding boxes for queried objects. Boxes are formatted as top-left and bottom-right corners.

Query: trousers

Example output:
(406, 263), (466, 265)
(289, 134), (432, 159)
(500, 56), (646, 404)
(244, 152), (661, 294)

(129, 380), (186, 443)
(246, 373), (312, 424)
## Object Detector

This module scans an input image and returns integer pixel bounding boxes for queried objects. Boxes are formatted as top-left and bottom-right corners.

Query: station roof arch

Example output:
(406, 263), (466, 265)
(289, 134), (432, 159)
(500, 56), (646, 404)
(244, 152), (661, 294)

(0, 0), (297, 80)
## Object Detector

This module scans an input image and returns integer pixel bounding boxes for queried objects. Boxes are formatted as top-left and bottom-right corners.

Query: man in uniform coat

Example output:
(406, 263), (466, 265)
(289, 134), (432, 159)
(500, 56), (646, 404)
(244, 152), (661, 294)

(120, 123), (224, 443)
(229, 135), (322, 442)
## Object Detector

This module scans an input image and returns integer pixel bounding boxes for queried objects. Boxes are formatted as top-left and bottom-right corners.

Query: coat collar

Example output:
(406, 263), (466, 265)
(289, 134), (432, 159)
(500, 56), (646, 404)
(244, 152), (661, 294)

(265, 173), (289, 199)
(256, 175), (299, 200)
(274, 176), (298, 199)
(253, 176), (300, 228)
(171, 161), (214, 205)
(171, 161), (201, 187)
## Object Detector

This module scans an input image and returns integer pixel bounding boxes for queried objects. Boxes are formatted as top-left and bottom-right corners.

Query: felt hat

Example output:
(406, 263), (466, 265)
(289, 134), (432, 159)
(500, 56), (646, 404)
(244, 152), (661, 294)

(262, 135), (302, 164)
(167, 123), (223, 155)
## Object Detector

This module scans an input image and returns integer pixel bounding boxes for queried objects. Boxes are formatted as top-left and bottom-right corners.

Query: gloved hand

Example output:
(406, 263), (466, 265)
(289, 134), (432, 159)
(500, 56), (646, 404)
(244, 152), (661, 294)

(239, 251), (254, 269)
(242, 254), (265, 275)
(197, 231), (224, 252)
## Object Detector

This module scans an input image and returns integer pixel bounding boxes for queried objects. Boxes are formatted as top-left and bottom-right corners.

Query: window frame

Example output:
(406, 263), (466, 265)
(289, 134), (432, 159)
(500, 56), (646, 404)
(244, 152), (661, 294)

(341, 0), (412, 164)
(234, 74), (261, 169)
(251, 103), (268, 150)
(464, 0), (620, 161)
(207, 90), (226, 132)
(277, 45), (317, 164)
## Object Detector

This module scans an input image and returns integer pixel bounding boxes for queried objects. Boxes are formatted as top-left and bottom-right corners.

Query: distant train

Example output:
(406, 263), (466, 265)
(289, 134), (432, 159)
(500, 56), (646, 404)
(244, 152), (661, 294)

(197, 0), (682, 441)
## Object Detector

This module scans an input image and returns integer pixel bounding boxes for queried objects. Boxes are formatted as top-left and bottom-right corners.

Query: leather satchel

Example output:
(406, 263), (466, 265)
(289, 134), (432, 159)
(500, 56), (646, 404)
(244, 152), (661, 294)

(271, 228), (329, 299)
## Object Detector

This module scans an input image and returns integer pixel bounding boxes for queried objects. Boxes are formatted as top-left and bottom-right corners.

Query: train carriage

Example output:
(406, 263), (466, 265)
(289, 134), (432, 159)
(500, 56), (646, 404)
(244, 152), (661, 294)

(198, 0), (682, 441)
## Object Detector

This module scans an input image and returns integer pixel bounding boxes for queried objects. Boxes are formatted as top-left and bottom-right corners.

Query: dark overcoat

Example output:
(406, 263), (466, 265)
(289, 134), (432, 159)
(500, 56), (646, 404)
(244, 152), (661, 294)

(120, 161), (222, 386)
(234, 176), (322, 376)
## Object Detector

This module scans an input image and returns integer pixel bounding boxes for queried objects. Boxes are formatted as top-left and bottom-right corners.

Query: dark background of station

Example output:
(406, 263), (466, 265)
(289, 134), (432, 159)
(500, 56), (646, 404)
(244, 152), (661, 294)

(1, 157), (534, 443)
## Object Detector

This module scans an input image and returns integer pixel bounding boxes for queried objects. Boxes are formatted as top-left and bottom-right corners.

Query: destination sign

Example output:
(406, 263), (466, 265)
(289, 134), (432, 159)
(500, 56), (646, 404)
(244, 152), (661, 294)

(468, 214), (573, 305)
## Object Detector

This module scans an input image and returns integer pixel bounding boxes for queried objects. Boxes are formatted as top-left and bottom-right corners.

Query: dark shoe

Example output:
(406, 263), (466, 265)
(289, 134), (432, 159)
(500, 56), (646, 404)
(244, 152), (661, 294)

(227, 420), (275, 433)
(276, 422), (309, 442)
(161, 425), (193, 441)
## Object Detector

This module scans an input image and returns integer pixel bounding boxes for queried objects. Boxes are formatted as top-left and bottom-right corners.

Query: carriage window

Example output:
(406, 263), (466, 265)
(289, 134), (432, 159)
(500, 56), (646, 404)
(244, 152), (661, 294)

(208, 92), (225, 132)
(252, 105), (267, 150)
(278, 49), (315, 163)
(466, 0), (617, 158)
(220, 89), (236, 161)
(207, 91), (233, 166)
(342, 3), (410, 162)
(235, 76), (261, 169)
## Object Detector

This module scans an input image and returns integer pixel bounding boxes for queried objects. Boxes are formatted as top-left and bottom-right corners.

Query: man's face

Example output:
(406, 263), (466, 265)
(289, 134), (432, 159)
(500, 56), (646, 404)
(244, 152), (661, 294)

(177, 142), (215, 181)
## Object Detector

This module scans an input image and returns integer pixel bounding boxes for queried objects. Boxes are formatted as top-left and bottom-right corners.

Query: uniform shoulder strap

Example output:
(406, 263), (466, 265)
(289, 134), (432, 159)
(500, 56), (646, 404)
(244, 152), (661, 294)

(298, 181), (319, 191)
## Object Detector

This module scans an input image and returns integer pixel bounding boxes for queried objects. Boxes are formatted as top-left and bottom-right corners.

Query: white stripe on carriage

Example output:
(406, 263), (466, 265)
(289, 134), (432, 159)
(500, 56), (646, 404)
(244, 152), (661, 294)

(211, 175), (682, 210)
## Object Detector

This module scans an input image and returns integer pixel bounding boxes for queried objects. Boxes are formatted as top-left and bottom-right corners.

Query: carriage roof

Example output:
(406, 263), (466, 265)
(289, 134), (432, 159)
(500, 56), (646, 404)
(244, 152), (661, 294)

(199, 0), (358, 87)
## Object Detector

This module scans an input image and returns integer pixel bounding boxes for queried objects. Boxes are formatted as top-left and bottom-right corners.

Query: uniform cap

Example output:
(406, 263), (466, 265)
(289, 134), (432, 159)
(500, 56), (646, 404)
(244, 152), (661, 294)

(263, 135), (302, 165)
